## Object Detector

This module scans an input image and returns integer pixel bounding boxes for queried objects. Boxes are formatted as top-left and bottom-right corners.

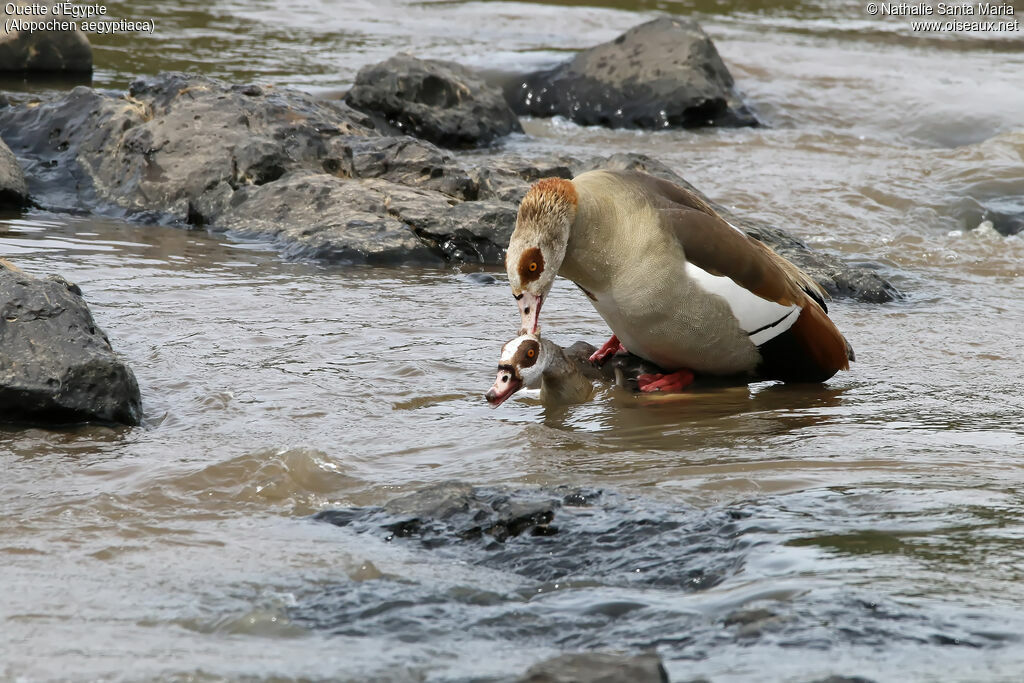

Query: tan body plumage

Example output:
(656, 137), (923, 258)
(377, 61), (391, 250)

(505, 170), (852, 382)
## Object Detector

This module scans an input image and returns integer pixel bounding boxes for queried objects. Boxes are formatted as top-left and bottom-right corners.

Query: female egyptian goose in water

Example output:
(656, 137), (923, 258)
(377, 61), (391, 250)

(485, 333), (666, 407)
(504, 170), (853, 391)
(485, 334), (598, 407)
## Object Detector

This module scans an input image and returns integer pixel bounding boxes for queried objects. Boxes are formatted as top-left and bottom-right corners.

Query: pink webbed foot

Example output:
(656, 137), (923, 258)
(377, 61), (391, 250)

(636, 369), (696, 393)
(588, 334), (628, 366)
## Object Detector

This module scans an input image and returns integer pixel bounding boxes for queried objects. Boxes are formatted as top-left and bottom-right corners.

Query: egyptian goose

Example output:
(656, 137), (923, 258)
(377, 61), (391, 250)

(485, 333), (667, 406)
(485, 334), (598, 406)
(504, 170), (853, 390)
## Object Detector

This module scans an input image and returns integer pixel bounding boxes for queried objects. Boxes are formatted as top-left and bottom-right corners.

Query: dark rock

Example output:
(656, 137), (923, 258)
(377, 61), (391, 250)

(0, 3), (93, 72)
(951, 197), (1024, 237)
(464, 272), (497, 285)
(807, 678), (878, 683)
(343, 135), (477, 200)
(215, 173), (444, 265)
(0, 265), (141, 425)
(314, 481), (741, 588)
(0, 72), (476, 265)
(0, 73), (894, 300)
(516, 653), (668, 683)
(505, 18), (757, 129)
(346, 54), (523, 149)
(0, 73), (377, 216)
(0, 137), (29, 208)
(982, 205), (1024, 236)
(468, 157), (577, 203)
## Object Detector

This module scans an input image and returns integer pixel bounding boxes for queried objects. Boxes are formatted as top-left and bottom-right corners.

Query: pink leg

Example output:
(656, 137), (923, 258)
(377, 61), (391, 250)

(588, 334), (628, 365)
(636, 369), (695, 393)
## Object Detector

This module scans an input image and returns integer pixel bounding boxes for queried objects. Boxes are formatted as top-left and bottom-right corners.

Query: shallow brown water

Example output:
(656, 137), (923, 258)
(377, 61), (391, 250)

(2, 0), (1024, 681)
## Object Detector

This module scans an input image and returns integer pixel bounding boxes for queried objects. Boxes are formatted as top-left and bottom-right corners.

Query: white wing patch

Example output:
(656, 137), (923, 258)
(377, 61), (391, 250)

(685, 262), (800, 346)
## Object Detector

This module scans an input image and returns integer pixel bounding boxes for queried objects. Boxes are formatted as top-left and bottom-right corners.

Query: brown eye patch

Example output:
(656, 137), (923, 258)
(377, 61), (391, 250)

(513, 339), (540, 369)
(517, 247), (544, 285)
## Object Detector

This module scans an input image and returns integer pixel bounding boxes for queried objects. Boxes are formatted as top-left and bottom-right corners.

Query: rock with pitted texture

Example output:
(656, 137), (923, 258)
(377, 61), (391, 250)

(0, 265), (141, 425)
(346, 54), (523, 148)
(0, 136), (29, 207)
(505, 18), (757, 129)
(0, 1), (93, 72)
(216, 173), (445, 265)
(0, 73), (896, 301)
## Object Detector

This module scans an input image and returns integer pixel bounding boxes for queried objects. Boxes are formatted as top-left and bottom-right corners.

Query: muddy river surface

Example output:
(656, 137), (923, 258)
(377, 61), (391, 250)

(2, 0), (1024, 681)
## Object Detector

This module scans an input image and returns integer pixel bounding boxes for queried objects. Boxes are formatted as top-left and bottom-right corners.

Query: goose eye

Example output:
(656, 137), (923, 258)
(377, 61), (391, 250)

(528, 261), (539, 272)
(526, 349), (536, 359)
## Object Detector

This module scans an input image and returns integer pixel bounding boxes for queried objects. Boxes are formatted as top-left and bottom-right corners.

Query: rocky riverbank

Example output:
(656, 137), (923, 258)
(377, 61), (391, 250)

(0, 62), (897, 301)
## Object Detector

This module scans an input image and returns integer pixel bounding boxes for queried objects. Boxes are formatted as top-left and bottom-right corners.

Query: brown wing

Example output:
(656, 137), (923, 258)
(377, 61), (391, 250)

(610, 170), (828, 308)
(611, 170), (851, 377)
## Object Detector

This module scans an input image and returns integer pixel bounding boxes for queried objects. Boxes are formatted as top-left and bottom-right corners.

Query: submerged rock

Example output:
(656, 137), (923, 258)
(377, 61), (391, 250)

(0, 137), (29, 208)
(505, 18), (757, 129)
(516, 652), (669, 683)
(314, 481), (742, 588)
(0, 2), (93, 72)
(0, 72), (895, 300)
(981, 205), (1024, 236)
(346, 54), (523, 149)
(0, 264), (141, 425)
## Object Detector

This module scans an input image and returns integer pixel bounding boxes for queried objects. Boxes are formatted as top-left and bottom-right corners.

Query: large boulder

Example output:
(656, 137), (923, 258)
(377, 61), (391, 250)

(505, 18), (757, 129)
(0, 1), (93, 72)
(0, 264), (141, 425)
(345, 54), (523, 148)
(0, 137), (29, 208)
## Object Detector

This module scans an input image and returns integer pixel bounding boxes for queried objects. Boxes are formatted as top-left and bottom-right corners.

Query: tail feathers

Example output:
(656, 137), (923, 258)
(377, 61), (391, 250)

(757, 301), (850, 382)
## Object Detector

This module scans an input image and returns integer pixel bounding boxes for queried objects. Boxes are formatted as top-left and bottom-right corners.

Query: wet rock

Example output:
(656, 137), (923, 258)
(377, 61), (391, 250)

(468, 156), (577, 203)
(0, 137), (29, 208)
(0, 73), (895, 300)
(0, 2), (93, 72)
(314, 481), (742, 587)
(516, 652), (668, 683)
(981, 205), (1024, 236)
(951, 197), (1024, 238)
(464, 271), (497, 285)
(346, 54), (523, 148)
(0, 73), (377, 216)
(0, 265), (141, 425)
(342, 135), (477, 200)
(215, 173), (444, 265)
(505, 18), (757, 129)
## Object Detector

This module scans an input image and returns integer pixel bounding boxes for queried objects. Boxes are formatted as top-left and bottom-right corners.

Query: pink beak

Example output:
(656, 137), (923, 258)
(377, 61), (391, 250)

(485, 367), (522, 408)
(516, 292), (543, 335)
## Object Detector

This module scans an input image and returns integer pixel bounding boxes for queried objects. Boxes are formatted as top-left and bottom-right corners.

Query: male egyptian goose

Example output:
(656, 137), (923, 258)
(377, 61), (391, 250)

(504, 170), (853, 390)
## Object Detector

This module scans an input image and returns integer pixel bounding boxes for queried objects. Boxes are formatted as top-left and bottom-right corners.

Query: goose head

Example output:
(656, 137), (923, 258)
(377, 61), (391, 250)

(505, 178), (577, 335)
(485, 333), (547, 407)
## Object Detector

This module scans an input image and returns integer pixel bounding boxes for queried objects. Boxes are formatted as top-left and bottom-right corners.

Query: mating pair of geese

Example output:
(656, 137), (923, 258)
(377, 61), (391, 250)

(484, 170), (854, 407)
